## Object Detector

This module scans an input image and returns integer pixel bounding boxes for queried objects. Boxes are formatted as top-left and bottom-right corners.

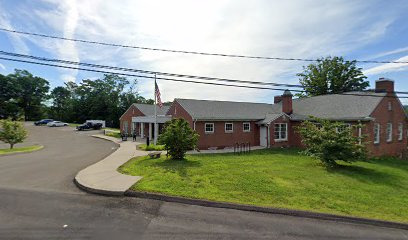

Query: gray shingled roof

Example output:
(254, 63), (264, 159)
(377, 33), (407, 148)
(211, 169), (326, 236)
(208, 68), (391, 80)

(175, 99), (279, 120)
(290, 91), (386, 121)
(133, 103), (170, 116)
(175, 91), (387, 121)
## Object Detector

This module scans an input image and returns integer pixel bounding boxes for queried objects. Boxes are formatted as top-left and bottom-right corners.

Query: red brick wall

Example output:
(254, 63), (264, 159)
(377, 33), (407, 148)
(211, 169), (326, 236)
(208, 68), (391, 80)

(366, 95), (407, 157)
(167, 101), (193, 126)
(195, 121), (260, 149)
(119, 105), (145, 134)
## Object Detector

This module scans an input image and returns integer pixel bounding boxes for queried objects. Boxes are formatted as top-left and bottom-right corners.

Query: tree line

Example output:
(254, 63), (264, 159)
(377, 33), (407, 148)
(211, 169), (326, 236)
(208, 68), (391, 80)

(0, 69), (154, 127)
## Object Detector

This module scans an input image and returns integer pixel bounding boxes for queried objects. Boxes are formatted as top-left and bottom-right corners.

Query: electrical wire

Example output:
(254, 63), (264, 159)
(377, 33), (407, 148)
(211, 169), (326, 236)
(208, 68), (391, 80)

(1, 55), (407, 98)
(1, 27), (408, 64)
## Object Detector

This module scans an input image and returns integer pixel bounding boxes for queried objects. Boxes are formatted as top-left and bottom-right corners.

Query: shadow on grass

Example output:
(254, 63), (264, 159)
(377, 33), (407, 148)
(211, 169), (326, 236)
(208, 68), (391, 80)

(366, 157), (408, 172)
(328, 164), (404, 188)
(151, 159), (202, 177)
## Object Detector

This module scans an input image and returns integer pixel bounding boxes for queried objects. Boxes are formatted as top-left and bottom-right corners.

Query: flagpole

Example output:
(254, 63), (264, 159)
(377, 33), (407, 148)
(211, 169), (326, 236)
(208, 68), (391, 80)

(154, 73), (157, 145)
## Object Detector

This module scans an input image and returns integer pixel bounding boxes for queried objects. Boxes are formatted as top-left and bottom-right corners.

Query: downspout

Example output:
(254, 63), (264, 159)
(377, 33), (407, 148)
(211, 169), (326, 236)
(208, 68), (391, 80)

(193, 119), (196, 131)
(267, 124), (271, 148)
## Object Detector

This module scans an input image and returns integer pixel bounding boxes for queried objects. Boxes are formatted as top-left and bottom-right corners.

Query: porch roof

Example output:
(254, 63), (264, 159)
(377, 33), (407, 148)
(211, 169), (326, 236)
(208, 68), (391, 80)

(132, 115), (171, 123)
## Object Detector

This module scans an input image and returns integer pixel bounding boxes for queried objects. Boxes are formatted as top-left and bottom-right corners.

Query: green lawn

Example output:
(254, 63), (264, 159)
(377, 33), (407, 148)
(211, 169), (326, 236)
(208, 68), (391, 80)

(68, 123), (80, 127)
(0, 145), (44, 155)
(105, 131), (121, 138)
(138, 144), (165, 151)
(119, 148), (408, 223)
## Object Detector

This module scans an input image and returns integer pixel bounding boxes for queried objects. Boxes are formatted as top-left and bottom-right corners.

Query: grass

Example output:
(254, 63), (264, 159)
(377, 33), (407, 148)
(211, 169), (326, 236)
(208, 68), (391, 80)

(68, 123), (80, 127)
(119, 148), (408, 223)
(0, 145), (44, 155)
(105, 131), (121, 138)
(138, 144), (165, 151)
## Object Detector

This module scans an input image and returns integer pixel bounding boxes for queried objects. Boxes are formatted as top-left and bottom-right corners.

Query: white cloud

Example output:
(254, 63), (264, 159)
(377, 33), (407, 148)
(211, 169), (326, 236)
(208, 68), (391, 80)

(0, 63), (5, 71)
(1, 0), (401, 102)
(364, 55), (408, 75)
(0, 4), (30, 54)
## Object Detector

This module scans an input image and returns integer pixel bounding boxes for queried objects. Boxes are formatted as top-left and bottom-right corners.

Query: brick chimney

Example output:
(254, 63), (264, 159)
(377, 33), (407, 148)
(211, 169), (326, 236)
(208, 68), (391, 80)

(274, 96), (282, 103)
(375, 78), (394, 93)
(281, 90), (293, 114)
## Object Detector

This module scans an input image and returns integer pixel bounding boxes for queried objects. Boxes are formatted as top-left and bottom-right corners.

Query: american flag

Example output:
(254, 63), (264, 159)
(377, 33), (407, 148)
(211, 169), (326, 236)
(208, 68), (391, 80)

(155, 80), (163, 108)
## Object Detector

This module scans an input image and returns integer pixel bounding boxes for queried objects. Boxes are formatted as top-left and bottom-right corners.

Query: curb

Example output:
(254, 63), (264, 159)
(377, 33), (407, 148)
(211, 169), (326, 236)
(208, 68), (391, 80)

(73, 178), (124, 196)
(125, 190), (408, 230)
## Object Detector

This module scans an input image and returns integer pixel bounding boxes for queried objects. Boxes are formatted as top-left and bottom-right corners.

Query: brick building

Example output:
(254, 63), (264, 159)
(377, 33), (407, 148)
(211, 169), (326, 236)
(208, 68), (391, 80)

(120, 78), (407, 157)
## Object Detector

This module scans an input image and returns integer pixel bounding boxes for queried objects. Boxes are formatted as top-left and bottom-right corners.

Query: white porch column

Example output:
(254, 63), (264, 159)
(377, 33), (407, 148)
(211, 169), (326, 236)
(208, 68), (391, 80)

(149, 123), (153, 140)
(154, 123), (159, 145)
(140, 123), (144, 138)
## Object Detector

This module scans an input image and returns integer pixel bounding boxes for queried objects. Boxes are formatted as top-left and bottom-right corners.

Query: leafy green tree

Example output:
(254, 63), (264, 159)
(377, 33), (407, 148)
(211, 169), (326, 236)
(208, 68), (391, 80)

(50, 86), (72, 121)
(0, 73), (21, 119)
(7, 70), (50, 120)
(158, 118), (199, 160)
(0, 119), (28, 149)
(297, 56), (369, 97)
(297, 117), (367, 167)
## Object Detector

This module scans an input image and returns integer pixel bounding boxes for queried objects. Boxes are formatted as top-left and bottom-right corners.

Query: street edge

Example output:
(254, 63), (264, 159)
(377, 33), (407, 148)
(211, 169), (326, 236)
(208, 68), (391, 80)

(125, 190), (408, 230)
(73, 177), (124, 196)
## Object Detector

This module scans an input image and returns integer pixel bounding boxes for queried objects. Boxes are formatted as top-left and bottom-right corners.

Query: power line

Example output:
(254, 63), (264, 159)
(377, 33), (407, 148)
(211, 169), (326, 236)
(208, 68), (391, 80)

(1, 55), (407, 99)
(3, 50), (408, 95)
(0, 50), (303, 88)
(1, 27), (408, 64)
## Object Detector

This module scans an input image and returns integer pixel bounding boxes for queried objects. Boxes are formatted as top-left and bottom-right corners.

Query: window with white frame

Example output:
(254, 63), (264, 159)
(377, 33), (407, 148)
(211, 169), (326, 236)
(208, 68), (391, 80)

(225, 123), (233, 133)
(336, 123), (351, 133)
(386, 122), (392, 142)
(374, 123), (380, 144)
(243, 122), (251, 132)
(398, 123), (403, 141)
(205, 123), (214, 133)
(388, 101), (392, 111)
(274, 123), (287, 141)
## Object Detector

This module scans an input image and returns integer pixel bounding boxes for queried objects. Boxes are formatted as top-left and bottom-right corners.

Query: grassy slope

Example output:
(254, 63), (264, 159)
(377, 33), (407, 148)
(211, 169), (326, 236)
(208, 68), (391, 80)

(0, 145), (44, 155)
(119, 149), (408, 223)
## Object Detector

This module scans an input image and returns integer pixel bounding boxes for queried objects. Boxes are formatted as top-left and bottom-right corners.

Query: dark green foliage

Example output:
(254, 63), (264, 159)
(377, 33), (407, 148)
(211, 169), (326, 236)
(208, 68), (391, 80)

(158, 118), (199, 160)
(0, 70), (49, 120)
(297, 56), (369, 97)
(297, 117), (367, 167)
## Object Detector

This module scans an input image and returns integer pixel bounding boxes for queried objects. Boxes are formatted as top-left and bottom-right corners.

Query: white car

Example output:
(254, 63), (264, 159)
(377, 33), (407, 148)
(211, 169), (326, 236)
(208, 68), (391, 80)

(47, 121), (69, 127)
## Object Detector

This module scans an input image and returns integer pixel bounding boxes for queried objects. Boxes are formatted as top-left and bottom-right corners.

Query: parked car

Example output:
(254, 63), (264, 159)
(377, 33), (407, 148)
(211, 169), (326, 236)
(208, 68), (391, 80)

(47, 121), (69, 127)
(76, 122), (103, 131)
(34, 119), (54, 126)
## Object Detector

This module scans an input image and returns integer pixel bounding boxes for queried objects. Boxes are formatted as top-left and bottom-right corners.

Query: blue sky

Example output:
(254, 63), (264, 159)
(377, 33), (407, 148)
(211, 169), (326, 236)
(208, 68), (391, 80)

(1, 0), (408, 103)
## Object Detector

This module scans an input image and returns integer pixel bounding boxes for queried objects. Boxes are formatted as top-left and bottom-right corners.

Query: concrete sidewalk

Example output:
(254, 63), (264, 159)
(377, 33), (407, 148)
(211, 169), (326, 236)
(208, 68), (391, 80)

(74, 135), (146, 195)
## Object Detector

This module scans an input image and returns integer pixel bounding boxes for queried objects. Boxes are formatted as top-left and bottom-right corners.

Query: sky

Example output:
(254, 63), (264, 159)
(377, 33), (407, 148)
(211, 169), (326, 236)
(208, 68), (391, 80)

(1, 0), (408, 103)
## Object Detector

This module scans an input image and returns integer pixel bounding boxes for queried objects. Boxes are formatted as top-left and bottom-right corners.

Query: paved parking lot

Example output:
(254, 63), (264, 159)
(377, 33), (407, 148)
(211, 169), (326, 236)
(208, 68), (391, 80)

(0, 124), (406, 239)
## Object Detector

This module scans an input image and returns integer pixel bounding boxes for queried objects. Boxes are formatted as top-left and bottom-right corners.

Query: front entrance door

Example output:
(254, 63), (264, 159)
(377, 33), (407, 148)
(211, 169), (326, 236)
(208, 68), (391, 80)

(260, 126), (267, 147)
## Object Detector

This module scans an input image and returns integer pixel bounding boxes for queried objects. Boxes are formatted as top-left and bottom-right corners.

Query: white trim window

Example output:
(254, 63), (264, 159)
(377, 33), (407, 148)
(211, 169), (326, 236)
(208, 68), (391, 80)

(274, 123), (288, 141)
(388, 101), (392, 111)
(386, 122), (392, 142)
(374, 123), (380, 144)
(225, 123), (233, 133)
(398, 123), (403, 141)
(243, 122), (251, 132)
(205, 123), (214, 134)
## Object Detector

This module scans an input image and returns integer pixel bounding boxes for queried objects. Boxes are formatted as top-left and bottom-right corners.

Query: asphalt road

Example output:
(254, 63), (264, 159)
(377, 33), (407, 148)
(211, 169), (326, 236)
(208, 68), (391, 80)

(0, 125), (407, 239)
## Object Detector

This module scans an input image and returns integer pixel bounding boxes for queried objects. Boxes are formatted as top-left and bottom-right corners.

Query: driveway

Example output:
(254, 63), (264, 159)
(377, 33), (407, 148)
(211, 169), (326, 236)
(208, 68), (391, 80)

(0, 125), (407, 239)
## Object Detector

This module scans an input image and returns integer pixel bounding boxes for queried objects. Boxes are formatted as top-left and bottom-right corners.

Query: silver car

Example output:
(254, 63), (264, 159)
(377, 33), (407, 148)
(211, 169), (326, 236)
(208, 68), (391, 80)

(47, 121), (69, 127)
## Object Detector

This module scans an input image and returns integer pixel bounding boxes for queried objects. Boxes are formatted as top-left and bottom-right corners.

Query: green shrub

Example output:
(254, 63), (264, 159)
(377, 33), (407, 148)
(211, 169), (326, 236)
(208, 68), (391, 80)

(105, 131), (121, 138)
(297, 117), (367, 167)
(138, 144), (165, 151)
(0, 119), (28, 149)
(158, 118), (199, 160)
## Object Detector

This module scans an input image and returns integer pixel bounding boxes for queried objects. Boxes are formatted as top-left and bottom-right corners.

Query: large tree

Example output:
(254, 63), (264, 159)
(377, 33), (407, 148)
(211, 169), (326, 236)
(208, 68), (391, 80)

(50, 86), (72, 121)
(297, 56), (369, 97)
(0, 73), (21, 119)
(7, 70), (50, 120)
